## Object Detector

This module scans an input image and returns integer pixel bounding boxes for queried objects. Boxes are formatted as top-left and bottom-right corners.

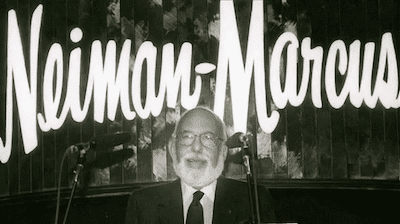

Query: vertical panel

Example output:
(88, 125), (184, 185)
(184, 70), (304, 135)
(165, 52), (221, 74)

(17, 0), (32, 194)
(120, 0), (137, 184)
(137, 119), (153, 182)
(175, 0), (195, 176)
(220, 0), (233, 177)
(78, 0), (95, 185)
(164, 0), (180, 181)
(193, 0), (213, 108)
(331, 109), (347, 179)
(271, 113), (288, 178)
(358, 108), (373, 177)
(267, 1), (287, 179)
(256, 0), (273, 179)
(92, 0), (106, 41)
(152, 112), (168, 182)
(64, 0), (83, 190)
(222, 0), (250, 179)
(53, 0), (70, 189)
(311, 0), (332, 179)
(66, 0), (82, 187)
(370, 95), (385, 177)
(42, 0), (57, 190)
(89, 0), (124, 187)
(316, 102), (332, 178)
(386, 107), (399, 179)
(391, 0), (400, 180)
(358, 0), (379, 179)
(8, 0), (20, 196)
(286, 108), (303, 179)
(108, 0), (124, 185)
(122, 120), (138, 184)
(241, 0), (259, 179)
(301, 100), (318, 179)
(131, 0), (146, 183)
(379, 0), (398, 179)
(176, 0), (192, 52)
(30, 0), (44, 192)
(135, 0), (153, 182)
(282, 1), (303, 179)
(166, 106), (179, 180)
(206, 0), (219, 111)
(91, 0), (110, 187)
(370, 0), (387, 179)
(149, 0), (167, 182)
(339, 1), (360, 179)
(78, 0), (97, 189)
(344, 103), (360, 178)
(327, 0), (347, 179)
(297, 0), (317, 179)
(342, 0), (363, 178)
(0, 0), (9, 196)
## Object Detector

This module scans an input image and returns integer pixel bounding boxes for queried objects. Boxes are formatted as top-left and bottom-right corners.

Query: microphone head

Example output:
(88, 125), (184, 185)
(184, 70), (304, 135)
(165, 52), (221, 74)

(225, 132), (245, 148)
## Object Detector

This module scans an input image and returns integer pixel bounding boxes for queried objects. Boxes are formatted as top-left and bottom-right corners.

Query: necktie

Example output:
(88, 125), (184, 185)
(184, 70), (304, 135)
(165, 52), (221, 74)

(186, 191), (204, 224)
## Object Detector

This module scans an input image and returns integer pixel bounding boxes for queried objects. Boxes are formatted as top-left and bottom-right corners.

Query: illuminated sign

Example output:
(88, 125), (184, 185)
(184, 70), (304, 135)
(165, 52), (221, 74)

(0, 0), (398, 163)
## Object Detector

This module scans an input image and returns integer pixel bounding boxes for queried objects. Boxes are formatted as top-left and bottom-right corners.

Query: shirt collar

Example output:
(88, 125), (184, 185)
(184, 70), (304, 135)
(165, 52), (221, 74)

(181, 180), (217, 203)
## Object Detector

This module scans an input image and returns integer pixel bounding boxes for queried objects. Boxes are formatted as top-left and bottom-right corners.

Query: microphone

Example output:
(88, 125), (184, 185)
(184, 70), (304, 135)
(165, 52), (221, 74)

(67, 133), (133, 190)
(226, 132), (248, 148)
(71, 132), (132, 153)
(69, 148), (134, 192)
(226, 132), (254, 164)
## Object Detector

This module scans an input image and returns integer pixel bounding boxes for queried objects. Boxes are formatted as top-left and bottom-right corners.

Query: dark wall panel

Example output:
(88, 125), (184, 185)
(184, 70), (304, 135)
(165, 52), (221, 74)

(0, 0), (400, 198)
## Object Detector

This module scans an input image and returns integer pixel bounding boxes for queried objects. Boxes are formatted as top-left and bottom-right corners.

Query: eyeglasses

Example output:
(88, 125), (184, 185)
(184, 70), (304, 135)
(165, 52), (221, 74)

(176, 132), (224, 148)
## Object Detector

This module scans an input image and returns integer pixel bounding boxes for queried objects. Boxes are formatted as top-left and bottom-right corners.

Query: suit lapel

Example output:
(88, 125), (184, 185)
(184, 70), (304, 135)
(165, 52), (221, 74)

(156, 179), (184, 224)
(212, 177), (241, 224)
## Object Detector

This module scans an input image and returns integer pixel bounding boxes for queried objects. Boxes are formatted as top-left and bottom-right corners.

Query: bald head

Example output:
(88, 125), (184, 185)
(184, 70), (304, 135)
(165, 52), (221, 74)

(175, 107), (226, 142)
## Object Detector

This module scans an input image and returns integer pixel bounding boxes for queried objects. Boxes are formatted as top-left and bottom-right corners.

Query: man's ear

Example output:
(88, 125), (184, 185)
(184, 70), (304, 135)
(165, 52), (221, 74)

(221, 144), (228, 161)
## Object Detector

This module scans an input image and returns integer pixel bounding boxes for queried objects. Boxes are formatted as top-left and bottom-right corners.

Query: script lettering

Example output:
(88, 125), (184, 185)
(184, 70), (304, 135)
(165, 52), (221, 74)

(215, 0), (279, 133)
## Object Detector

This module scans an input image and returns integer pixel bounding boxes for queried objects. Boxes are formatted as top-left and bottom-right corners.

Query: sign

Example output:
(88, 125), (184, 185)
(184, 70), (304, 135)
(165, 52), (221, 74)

(0, 0), (399, 196)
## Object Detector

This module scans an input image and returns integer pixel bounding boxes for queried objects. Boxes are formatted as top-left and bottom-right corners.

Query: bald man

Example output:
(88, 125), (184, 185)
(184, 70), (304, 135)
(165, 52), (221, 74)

(125, 107), (276, 224)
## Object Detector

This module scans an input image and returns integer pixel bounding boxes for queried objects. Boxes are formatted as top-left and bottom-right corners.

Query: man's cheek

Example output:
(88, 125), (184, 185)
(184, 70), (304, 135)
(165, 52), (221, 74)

(176, 147), (187, 159)
(206, 149), (219, 164)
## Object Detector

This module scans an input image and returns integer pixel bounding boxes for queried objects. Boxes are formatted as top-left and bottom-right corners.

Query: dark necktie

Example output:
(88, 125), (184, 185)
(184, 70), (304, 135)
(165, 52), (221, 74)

(186, 191), (204, 224)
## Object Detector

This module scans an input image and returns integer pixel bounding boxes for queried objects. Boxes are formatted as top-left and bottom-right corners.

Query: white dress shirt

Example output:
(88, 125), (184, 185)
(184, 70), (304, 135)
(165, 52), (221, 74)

(181, 180), (217, 224)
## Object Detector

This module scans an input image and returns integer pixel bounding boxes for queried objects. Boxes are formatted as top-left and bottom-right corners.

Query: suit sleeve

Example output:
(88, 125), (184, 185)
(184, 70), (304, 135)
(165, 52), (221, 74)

(125, 192), (139, 224)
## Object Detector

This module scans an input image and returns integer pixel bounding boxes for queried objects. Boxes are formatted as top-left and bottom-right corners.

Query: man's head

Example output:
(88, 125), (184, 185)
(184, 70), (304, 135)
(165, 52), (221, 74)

(169, 107), (228, 189)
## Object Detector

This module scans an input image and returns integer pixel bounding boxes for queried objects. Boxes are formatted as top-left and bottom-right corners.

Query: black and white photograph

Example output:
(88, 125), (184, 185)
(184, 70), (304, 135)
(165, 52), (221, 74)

(0, 0), (399, 223)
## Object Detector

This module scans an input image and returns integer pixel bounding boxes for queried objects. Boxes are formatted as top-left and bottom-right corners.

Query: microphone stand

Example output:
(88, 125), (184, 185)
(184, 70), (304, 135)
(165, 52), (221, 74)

(62, 148), (86, 224)
(241, 134), (261, 224)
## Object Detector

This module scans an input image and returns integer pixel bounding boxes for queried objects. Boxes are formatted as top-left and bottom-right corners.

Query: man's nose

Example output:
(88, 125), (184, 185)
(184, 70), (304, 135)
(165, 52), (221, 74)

(191, 135), (202, 152)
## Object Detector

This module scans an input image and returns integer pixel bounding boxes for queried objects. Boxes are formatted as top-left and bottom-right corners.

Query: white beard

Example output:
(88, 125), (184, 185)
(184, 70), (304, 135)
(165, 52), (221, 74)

(173, 150), (225, 189)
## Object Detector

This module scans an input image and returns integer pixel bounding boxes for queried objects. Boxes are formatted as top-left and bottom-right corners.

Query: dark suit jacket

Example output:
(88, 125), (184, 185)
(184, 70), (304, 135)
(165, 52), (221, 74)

(125, 177), (276, 224)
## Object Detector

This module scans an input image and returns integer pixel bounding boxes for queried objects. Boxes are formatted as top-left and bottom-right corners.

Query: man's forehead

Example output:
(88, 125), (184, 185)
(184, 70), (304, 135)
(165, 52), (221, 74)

(177, 108), (222, 132)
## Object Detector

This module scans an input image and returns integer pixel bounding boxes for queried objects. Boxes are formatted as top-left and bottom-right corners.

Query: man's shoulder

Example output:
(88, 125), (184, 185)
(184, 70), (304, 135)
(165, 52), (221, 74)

(129, 179), (180, 199)
(218, 177), (270, 195)
(218, 177), (248, 187)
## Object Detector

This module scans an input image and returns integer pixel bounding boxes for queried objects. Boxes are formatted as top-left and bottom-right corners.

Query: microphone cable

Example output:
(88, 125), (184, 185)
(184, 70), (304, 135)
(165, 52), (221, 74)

(54, 146), (71, 224)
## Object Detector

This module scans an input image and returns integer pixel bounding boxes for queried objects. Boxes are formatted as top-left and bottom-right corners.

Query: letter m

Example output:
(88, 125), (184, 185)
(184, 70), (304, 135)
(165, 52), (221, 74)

(214, 0), (279, 134)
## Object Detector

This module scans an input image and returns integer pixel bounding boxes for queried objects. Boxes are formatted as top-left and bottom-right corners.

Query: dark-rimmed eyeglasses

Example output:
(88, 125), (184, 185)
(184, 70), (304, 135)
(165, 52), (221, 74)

(176, 132), (223, 148)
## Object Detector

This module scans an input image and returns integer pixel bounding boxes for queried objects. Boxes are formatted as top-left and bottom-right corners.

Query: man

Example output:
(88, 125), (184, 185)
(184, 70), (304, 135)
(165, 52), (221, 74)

(125, 107), (276, 224)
